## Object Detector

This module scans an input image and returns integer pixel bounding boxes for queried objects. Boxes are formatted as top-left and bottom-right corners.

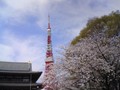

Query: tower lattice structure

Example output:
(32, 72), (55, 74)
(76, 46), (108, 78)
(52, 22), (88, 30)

(44, 16), (55, 90)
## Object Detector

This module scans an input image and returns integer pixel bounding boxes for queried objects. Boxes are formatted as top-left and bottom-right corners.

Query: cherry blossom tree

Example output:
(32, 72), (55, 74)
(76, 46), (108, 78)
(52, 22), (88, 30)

(52, 11), (120, 90)
(55, 31), (120, 90)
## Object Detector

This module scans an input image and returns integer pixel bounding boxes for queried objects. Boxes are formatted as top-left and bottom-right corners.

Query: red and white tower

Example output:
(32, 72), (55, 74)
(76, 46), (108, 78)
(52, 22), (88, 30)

(44, 16), (54, 90)
(46, 15), (54, 64)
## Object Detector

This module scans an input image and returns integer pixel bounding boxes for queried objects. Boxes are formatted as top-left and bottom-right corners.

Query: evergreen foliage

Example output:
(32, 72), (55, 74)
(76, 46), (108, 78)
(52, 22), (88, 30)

(71, 10), (120, 45)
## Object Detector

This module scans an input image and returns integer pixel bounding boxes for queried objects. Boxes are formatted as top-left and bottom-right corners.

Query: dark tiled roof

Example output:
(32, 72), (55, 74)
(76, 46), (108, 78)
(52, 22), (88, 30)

(0, 61), (32, 71)
(0, 83), (42, 87)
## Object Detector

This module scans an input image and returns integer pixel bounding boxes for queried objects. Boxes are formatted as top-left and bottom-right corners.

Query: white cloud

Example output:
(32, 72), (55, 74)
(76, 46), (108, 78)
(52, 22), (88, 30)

(0, 31), (46, 71)
(0, 0), (120, 82)
(1, 0), (120, 29)
(0, 0), (120, 23)
(0, 0), (120, 70)
(0, 0), (64, 26)
(0, 44), (14, 61)
(0, 0), (48, 24)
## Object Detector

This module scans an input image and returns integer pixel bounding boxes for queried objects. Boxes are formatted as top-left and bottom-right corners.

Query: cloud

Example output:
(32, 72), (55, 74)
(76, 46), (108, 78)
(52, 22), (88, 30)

(0, 0), (64, 26)
(1, 0), (120, 21)
(1, 0), (120, 29)
(0, 0), (48, 24)
(0, 0), (120, 71)
(0, 0), (120, 82)
(0, 44), (14, 61)
(0, 31), (46, 71)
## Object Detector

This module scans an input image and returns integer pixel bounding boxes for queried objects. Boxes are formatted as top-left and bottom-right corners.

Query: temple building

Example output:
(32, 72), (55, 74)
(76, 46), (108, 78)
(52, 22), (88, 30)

(0, 61), (43, 90)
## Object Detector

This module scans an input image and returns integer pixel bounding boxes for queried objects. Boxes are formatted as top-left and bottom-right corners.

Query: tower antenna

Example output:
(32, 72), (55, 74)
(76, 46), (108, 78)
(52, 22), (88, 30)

(48, 15), (51, 29)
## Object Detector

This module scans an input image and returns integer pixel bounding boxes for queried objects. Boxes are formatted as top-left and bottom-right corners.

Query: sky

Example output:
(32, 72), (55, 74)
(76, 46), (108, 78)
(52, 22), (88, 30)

(0, 0), (120, 73)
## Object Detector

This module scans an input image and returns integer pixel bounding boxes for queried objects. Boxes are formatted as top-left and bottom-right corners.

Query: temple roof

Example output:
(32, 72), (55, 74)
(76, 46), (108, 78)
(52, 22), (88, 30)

(0, 61), (32, 71)
(0, 83), (42, 87)
(0, 61), (42, 83)
(0, 83), (43, 89)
